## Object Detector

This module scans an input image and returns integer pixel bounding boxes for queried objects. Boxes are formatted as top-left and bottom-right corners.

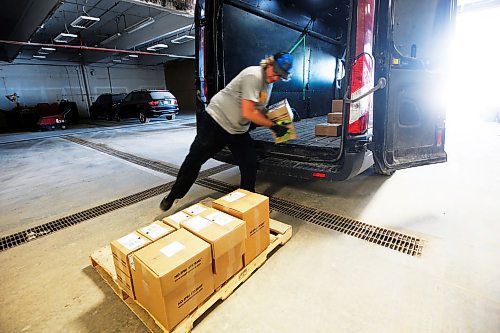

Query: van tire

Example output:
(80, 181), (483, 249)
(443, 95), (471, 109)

(373, 163), (395, 176)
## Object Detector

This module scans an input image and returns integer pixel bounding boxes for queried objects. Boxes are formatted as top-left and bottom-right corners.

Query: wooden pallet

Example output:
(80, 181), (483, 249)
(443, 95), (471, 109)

(90, 219), (292, 333)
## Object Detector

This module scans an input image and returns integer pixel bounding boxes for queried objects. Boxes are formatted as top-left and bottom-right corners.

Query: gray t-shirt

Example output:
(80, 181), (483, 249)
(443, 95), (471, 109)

(206, 66), (272, 134)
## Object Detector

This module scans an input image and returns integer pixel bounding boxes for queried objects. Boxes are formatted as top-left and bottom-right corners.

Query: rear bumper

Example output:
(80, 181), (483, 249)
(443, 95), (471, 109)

(213, 148), (370, 181)
(146, 108), (179, 117)
(258, 150), (368, 181)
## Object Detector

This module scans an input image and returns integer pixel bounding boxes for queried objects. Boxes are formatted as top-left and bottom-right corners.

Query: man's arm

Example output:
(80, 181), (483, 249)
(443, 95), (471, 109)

(241, 99), (273, 127)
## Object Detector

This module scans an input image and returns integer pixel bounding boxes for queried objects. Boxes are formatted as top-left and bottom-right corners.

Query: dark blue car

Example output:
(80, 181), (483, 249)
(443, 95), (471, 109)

(113, 90), (179, 123)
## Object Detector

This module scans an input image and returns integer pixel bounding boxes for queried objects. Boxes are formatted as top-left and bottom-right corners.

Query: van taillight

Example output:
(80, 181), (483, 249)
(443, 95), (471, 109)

(312, 172), (326, 178)
(348, 0), (375, 135)
(173, 99), (178, 105)
(148, 101), (159, 106)
(436, 127), (443, 147)
(348, 57), (370, 134)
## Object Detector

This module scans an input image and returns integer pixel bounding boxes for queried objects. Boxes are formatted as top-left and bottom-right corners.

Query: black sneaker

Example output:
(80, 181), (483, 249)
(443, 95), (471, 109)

(160, 195), (176, 211)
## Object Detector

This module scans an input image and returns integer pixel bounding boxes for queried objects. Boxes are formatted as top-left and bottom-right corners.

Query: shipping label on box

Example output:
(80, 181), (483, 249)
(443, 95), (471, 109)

(110, 232), (151, 277)
(137, 221), (175, 242)
(327, 112), (343, 124)
(181, 211), (245, 260)
(315, 123), (342, 137)
(213, 189), (269, 232)
(184, 204), (208, 216)
(266, 99), (297, 143)
(163, 211), (191, 229)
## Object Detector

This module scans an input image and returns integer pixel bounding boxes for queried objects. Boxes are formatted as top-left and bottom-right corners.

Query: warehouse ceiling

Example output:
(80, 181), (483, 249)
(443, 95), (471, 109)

(0, 0), (195, 66)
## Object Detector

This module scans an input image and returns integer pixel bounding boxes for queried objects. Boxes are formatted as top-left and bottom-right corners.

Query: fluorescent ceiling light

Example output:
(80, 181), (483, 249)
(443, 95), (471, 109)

(171, 35), (195, 44)
(70, 15), (100, 29)
(128, 54), (139, 58)
(125, 17), (155, 34)
(167, 54), (195, 59)
(37, 51), (49, 55)
(122, 57), (130, 61)
(147, 43), (169, 51)
(54, 33), (78, 43)
(100, 33), (122, 45)
(113, 59), (122, 63)
(33, 55), (46, 59)
(41, 47), (56, 51)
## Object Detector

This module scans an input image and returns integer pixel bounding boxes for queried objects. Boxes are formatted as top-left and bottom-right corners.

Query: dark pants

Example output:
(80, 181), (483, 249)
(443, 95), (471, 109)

(168, 112), (257, 199)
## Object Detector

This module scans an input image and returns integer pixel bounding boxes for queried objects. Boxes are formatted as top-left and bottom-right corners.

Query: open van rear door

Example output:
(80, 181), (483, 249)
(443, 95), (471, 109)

(371, 0), (456, 173)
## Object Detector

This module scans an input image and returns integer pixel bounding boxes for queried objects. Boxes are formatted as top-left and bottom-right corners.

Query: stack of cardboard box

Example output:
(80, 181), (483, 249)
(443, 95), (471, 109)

(181, 208), (246, 288)
(109, 190), (271, 331)
(315, 100), (344, 137)
(213, 189), (270, 265)
(132, 229), (215, 331)
(110, 232), (152, 298)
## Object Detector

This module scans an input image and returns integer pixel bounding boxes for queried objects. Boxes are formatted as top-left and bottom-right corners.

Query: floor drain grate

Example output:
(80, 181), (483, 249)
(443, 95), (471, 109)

(0, 183), (174, 252)
(63, 136), (180, 176)
(194, 178), (423, 256)
(0, 136), (424, 256)
(195, 177), (238, 193)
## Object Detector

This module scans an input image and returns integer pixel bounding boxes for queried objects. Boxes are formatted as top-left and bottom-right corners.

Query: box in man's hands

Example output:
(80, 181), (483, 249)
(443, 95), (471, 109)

(266, 99), (297, 143)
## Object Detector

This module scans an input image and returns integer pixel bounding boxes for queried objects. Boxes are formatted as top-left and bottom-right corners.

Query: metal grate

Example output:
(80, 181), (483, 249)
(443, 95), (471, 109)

(190, 177), (423, 256)
(1, 136), (424, 256)
(0, 183), (174, 251)
(64, 136), (180, 176)
(0, 138), (234, 252)
(195, 177), (238, 194)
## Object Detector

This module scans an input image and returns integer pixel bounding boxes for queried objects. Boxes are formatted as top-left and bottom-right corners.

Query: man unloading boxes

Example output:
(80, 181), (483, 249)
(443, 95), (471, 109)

(160, 52), (294, 212)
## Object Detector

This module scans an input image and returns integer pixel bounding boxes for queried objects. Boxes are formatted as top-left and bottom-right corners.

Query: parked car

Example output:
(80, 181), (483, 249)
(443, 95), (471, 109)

(113, 90), (179, 123)
(89, 93), (127, 120)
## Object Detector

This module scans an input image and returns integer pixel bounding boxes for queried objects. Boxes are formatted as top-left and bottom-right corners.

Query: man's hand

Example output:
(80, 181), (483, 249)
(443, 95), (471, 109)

(270, 123), (289, 138)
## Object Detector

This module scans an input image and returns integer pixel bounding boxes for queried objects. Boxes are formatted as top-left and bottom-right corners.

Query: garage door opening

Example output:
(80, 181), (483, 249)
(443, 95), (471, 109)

(446, 1), (500, 126)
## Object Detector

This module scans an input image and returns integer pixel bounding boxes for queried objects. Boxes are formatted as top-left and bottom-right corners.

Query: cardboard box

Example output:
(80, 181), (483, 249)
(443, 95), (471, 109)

(137, 221), (176, 242)
(212, 190), (270, 265)
(162, 204), (210, 229)
(315, 123), (342, 137)
(110, 232), (151, 278)
(199, 197), (216, 208)
(115, 266), (134, 298)
(266, 99), (297, 143)
(183, 203), (209, 216)
(332, 100), (344, 113)
(327, 112), (343, 124)
(181, 213), (246, 259)
(212, 241), (245, 288)
(132, 229), (214, 331)
(163, 211), (191, 229)
(181, 208), (246, 288)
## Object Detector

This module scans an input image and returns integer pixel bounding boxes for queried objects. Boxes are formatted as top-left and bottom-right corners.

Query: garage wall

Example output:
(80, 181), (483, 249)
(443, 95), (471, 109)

(164, 59), (196, 113)
(0, 62), (165, 117)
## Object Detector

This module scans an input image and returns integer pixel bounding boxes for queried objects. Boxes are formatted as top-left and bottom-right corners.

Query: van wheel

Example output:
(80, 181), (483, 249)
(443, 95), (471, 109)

(139, 112), (150, 123)
(373, 163), (395, 176)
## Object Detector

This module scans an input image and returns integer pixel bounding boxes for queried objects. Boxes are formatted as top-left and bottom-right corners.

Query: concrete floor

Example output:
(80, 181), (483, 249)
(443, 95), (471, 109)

(0, 114), (499, 332)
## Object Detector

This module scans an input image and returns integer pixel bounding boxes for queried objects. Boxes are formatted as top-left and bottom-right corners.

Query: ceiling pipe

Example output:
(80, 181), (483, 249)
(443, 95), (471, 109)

(0, 39), (170, 56)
